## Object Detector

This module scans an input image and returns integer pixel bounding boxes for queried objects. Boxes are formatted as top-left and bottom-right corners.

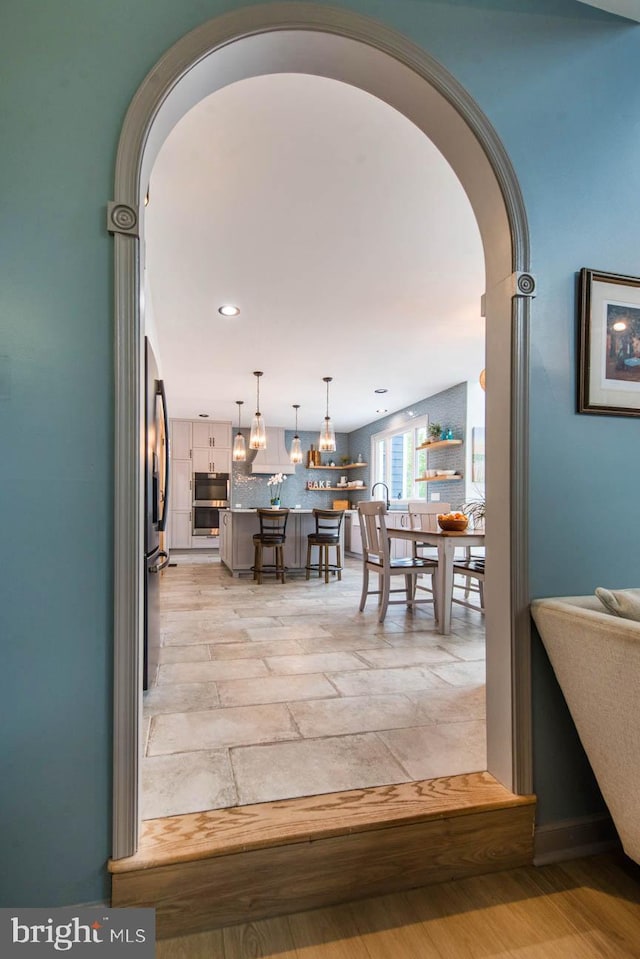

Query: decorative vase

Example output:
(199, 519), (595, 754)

(270, 498), (281, 508)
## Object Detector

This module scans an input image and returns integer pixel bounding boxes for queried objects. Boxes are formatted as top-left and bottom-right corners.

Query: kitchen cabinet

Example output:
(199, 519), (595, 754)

(386, 512), (413, 559)
(191, 447), (231, 474)
(168, 420), (193, 550)
(190, 420), (232, 473)
(221, 511), (325, 576)
(347, 513), (362, 556)
(168, 417), (232, 550)
(233, 522), (256, 570)
(220, 511), (233, 568)
(170, 510), (192, 549)
(347, 511), (412, 559)
(195, 421), (232, 449)
(172, 459), (192, 511)
(192, 421), (231, 450)
(168, 417), (234, 551)
(171, 420), (192, 460)
(192, 532), (219, 549)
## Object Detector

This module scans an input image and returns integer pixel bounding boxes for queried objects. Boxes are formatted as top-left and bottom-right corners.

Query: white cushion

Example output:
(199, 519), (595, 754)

(595, 587), (640, 622)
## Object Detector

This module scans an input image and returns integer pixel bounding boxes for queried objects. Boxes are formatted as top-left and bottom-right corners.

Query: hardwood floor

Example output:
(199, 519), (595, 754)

(156, 853), (640, 958)
(111, 772), (534, 936)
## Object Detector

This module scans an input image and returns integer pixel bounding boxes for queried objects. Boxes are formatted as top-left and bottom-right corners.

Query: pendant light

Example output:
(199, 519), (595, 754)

(232, 400), (246, 461)
(249, 371), (267, 449)
(318, 376), (336, 452)
(290, 404), (303, 464)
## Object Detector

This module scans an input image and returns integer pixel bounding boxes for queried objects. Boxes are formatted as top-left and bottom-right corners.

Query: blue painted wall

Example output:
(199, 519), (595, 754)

(2, 0), (639, 905)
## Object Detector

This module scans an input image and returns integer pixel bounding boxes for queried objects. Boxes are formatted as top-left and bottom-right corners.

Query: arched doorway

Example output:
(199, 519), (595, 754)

(109, 3), (532, 860)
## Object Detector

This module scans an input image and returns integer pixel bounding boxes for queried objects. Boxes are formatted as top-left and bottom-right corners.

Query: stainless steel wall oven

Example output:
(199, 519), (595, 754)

(192, 472), (229, 536)
(192, 506), (227, 536)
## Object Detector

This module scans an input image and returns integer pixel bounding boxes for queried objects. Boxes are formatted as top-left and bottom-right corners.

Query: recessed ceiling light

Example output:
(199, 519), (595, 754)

(198, 413), (209, 418)
(218, 304), (240, 317)
(376, 408), (388, 414)
(374, 388), (388, 394)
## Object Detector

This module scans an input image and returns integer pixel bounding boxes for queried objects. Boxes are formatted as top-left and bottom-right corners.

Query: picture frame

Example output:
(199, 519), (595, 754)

(471, 427), (485, 483)
(578, 267), (640, 417)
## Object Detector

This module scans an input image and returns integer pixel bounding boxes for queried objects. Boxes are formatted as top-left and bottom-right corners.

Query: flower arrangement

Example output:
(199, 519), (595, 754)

(267, 472), (287, 505)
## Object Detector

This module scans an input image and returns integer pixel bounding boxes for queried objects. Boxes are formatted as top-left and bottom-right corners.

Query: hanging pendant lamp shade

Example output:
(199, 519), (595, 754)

(233, 400), (246, 461)
(318, 376), (336, 452)
(290, 404), (303, 464)
(249, 371), (267, 450)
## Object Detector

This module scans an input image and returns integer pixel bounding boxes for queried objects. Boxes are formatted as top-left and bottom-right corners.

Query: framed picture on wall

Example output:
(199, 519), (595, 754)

(472, 427), (485, 483)
(578, 268), (640, 417)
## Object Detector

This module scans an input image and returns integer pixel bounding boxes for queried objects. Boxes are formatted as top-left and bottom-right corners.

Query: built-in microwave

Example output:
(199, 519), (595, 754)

(193, 471), (230, 507)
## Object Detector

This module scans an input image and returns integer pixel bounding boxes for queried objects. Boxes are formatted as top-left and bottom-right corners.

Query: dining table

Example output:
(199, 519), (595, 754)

(387, 526), (485, 634)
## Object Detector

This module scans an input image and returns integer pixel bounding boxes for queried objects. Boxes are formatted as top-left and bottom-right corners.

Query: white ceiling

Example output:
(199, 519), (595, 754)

(145, 72), (485, 433)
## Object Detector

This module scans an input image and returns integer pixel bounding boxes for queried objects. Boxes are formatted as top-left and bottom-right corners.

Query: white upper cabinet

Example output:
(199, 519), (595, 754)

(171, 420), (192, 461)
(171, 418), (232, 474)
(192, 448), (231, 474)
(192, 421), (231, 449)
(192, 421), (232, 472)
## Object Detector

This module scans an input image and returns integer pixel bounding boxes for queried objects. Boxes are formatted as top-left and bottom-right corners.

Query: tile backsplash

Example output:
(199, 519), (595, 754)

(231, 430), (352, 510)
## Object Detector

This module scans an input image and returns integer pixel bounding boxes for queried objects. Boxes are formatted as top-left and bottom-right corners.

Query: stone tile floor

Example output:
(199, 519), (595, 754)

(142, 555), (486, 820)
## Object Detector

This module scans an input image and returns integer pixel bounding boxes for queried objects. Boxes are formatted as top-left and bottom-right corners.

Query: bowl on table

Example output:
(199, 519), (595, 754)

(437, 513), (469, 532)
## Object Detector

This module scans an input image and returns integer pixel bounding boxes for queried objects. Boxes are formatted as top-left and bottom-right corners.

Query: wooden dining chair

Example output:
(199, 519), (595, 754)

(407, 500), (450, 557)
(357, 501), (437, 623)
(452, 554), (485, 612)
(406, 500), (450, 617)
(408, 500), (484, 615)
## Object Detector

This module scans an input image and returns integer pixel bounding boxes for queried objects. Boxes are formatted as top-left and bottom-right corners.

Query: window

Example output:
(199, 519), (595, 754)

(371, 422), (428, 503)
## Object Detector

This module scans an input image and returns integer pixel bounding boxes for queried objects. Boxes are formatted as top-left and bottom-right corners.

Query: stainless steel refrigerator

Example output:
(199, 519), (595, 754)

(144, 337), (170, 690)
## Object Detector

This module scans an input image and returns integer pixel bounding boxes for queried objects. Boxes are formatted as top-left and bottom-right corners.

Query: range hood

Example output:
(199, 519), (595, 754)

(251, 428), (296, 474)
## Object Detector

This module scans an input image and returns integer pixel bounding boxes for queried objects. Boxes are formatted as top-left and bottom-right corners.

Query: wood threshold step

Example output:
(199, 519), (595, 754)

(110, 773), (535, 938)
(110, 771), (533, 872)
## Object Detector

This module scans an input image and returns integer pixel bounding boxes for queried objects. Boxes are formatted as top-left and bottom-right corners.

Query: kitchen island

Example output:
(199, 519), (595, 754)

(220, 508), (344, 577)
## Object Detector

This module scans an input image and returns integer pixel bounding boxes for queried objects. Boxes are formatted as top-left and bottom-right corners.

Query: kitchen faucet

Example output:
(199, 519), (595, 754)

(371, 482), (390, 510)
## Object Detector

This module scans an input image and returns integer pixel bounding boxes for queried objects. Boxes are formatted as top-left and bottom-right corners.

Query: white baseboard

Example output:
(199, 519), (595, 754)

(534, 813), (621, 865)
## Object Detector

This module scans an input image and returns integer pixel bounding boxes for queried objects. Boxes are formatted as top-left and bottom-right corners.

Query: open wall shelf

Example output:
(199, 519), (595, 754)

(415, 437), (463, 483)
(306, 486), (364, 492)
(416, 439), (462, 452)
(415, 475), (463, 483)
(307, 463), (368, 470)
